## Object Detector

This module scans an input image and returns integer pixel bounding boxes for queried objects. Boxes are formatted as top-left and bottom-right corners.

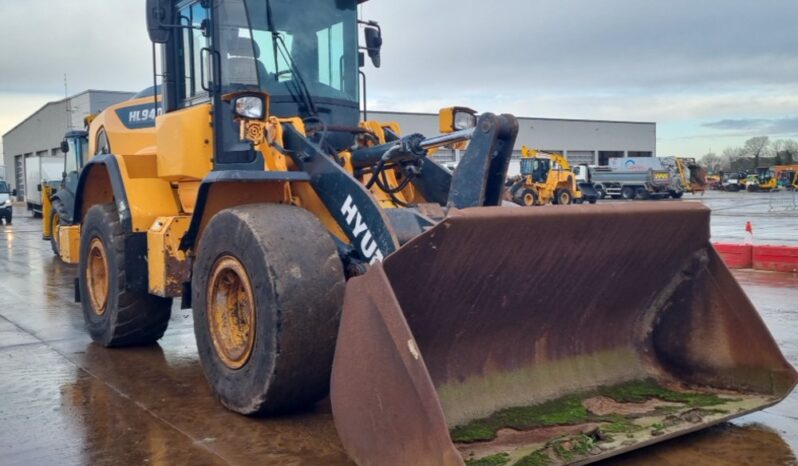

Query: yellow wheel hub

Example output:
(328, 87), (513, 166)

(86, 237), (110, 316)
(523, 192), (535, 206)
(208, 256), (256, 370)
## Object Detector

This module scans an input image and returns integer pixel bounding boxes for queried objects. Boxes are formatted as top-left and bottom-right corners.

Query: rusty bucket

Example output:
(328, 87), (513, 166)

(330, 203), (796, 466)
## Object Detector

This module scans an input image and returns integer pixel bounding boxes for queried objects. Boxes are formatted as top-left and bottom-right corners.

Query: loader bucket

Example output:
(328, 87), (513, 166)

(331, 203), (797, 466)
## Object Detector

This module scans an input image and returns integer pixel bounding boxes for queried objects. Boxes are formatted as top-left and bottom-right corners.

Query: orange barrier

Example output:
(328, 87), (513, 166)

(714, 243), (798, 273)
(753, 245), (798, 273)
(713, 243), (753, 269)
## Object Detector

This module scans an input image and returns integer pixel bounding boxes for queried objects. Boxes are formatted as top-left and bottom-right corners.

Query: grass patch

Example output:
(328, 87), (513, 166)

(551, 435), (595, 462)
(451, 396), (588, 443)
(515, 450), (552, 466)
(601, 379), (729, 407)
(465, 452), (511, 466)
(450, 379), (732, 443)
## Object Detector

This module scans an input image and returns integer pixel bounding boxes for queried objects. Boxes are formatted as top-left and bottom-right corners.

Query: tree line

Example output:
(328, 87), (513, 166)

(700, 136), (797, 173)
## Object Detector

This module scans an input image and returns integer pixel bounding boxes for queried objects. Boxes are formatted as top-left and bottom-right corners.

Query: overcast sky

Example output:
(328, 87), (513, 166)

(2, 0), (797, 157)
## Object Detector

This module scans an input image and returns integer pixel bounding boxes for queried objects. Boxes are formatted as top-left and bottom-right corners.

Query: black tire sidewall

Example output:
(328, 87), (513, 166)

(622, 187), (635, 199)
(559, 189), (573, 205)
(50, 201), (62, 255)
(79, 205), (122, 345)
(192, 212), (279, 414)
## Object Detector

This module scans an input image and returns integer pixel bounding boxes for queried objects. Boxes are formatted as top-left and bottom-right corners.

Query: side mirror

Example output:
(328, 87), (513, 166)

(37, 184), (42, 193)
(11, 189), (17, 197)
(361, 22), (382, 68)
(60, 140), (69, 153)
(146, 0), (174, 44)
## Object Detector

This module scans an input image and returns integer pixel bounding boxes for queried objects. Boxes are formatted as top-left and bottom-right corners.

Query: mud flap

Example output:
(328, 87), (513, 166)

(331, 203), (797, 466)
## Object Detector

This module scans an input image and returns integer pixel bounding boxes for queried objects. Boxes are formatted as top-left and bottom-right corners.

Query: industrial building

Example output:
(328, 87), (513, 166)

(2, 91), (656, 198)
(2, 90), (135, 200)
(368, 111), (656, 175)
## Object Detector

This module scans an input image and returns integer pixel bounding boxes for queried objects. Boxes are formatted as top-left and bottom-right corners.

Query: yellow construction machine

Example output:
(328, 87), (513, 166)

(507, 147), (598, 206)
(60, 1), (796, 465)
(673, 157), (707, 195)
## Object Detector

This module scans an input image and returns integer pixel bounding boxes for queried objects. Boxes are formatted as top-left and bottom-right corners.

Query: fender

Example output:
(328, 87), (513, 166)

(72, 154), (149, 292)
(73, 154), (132, 232)
(180, 170), (312, 251)
(50, 189), (76, 225)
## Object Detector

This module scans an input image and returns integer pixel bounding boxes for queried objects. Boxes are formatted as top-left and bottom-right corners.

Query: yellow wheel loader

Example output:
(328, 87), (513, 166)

(507, 147), (598, 206)
(62, 1), (795, 465)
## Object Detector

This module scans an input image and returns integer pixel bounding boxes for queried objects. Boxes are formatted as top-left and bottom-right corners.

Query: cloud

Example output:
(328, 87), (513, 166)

(702, 117), (798, 135)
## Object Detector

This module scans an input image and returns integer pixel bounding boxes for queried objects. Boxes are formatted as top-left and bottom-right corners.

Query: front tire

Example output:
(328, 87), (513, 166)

(79, 203), (172, 347)
(514, 188), (537, 206)
(192, 204), (346, 415)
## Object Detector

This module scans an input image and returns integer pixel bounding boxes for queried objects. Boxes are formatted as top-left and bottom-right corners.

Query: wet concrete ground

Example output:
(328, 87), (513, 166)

(0, 201), (796, 466)
(691, 190), (798, 246)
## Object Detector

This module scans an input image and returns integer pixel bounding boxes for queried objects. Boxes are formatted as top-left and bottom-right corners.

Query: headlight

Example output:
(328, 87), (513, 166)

(453, 110), (477, 130)
(2, 199), (11, 207)
(233, 95), (265, 120)
(439, 106), (477, 133)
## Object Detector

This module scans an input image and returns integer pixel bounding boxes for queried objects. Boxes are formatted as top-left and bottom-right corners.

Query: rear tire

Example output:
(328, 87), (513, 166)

(50, 200), (63, 256)
(555, 188), (573, 205)
(79, 203), (172, 347)
(192, 204), (345, 415)
(621, 186), (635, 200)
(670, 191), (684, 199)
(634, 187), (649, 200)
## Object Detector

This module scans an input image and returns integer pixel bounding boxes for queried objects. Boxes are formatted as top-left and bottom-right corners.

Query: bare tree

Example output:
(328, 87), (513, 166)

(721, 147), (744, 171)
(700, 152), (722, 172)
(773, 139), (798, 165)
(743, 136), (771, 169)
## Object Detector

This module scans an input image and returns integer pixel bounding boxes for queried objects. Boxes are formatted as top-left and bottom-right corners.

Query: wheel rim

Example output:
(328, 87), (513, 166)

(86, 237), (109, 315)
(560, 192), (570, 204)
(207, 256), (256, 370)
(523, 192), (535, 206)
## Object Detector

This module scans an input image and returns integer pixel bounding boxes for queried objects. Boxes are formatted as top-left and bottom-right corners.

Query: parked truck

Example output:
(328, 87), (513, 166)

(589, 165), (676, 199)
(24, 156), (64, 217)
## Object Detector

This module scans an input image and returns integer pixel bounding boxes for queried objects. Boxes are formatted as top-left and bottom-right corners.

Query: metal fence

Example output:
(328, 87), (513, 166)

(769, 189), (798, 212)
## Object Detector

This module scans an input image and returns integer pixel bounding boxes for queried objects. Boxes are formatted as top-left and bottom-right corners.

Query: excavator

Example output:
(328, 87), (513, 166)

(507, 147), (598, 206)
(58, 1), (795, 465)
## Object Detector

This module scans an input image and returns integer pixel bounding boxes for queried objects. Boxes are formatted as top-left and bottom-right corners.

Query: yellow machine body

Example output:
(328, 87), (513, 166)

(510, 147), (584, 206)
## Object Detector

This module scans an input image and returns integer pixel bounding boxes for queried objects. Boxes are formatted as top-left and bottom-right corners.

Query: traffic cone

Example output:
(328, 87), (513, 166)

(744, 221), (753, 245)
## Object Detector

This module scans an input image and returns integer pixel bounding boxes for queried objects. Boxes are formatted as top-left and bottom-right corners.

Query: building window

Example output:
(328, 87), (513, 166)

(598, 151), (624, 166)
(628, 151), (652, 158)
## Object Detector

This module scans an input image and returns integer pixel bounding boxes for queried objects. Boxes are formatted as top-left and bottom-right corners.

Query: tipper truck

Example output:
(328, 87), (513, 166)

(589, 165), (675, 199)
(55, 1), (797, 465)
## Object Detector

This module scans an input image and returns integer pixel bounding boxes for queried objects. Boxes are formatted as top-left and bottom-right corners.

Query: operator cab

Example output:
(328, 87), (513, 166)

(520, 157), (551, 184)
(151, 0), (378, 167)
(60, 130), (89, 194)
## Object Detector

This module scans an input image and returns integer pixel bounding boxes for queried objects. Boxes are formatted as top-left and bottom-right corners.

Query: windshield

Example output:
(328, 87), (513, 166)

(0, 181), (8, 194)
(219, 0), (359, 104)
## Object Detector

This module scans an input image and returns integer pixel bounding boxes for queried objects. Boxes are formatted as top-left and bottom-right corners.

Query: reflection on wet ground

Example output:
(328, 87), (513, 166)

(1, 205), (796, 465)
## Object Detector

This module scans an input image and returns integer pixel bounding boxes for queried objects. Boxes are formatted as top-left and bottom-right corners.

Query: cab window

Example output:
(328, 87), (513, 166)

(179, 2), (210, 101)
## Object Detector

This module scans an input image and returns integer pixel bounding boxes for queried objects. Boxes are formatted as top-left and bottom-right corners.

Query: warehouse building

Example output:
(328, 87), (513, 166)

(2, 90), (135, 200)
(2, 91), (656, 197)
(367, 111), (656, 175)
